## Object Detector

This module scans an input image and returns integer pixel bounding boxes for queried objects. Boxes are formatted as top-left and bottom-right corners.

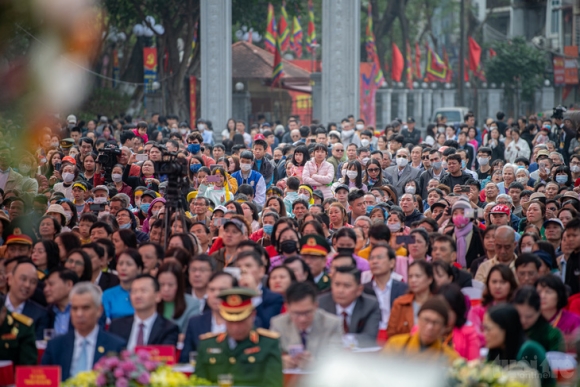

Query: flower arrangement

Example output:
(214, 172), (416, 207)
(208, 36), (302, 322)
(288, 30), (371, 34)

(448, 359), (529, 387)
(63, 350), (211, 387)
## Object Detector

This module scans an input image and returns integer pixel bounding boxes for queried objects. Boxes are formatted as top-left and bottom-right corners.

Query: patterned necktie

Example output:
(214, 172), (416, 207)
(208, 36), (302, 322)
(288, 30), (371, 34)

(342, 311), (349, 333)
(136, 323), (145, 346)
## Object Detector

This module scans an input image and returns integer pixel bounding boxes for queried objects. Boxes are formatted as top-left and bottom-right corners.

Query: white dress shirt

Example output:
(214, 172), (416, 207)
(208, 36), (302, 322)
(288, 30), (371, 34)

(211, 315), (226, 334)
(127, 313), (157, 351)
(71, 325), (99, 375)
(372, 278), (393, 330)
(191, 292), (207, 314)
(336, 301), (357, 327)
(5, 296), (24, 314)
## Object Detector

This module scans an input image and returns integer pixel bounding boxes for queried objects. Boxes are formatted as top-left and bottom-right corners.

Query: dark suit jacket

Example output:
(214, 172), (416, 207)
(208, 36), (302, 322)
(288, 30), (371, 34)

(179, 311), (212, 362)
(41, 327), (126, 380)
(318, 293), (381, 347)
(47, 304), (73, 333)
(363, 279), (408, 306)
(97, 272), (120, 292)
(108, 314), (179, 348)
(21, 299), (50, 340)
(256, 287), (283, 329)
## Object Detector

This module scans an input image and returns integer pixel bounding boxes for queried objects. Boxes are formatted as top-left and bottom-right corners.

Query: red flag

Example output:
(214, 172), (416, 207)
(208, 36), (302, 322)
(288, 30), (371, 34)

(265, 3), (277, 54)
(406, 41), (413, 89)
(464, 58), (470, 82)
(489, 48), (497, 58)
(391, 43), (404, 82)
(278, 2), (290, 51)
(272, 34), (284, 87)
(414, 42), (421, 80)
(247, 29), (253, 44)
(468, 37), (481, 73)
(443, 48), (452, 83)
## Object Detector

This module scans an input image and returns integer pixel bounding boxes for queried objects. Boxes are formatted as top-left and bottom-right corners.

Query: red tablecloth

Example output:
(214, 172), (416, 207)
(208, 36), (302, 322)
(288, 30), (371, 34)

(0, 361), (14, 386)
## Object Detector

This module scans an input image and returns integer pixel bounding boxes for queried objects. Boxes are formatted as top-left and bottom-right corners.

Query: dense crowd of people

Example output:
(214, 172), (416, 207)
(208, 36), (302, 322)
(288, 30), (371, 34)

(1, 108), (580, 386)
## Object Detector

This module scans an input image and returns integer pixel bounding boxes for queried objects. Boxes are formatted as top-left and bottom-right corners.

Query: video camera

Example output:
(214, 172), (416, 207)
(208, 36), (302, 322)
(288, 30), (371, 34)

(95, 144), (122, 183)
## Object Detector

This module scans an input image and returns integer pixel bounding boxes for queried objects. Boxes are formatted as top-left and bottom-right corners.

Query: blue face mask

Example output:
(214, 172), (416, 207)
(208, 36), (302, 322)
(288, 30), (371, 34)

(366, 205), (375, 213)
(190, 164), (201, 173)
(140, 203), (151, 213)
(555, 175), (568, 184)
(119, 223), (131, 229)
(461, 160), (466, 169)
(263, 224), (274, 235)
(187, 143), (201, 154)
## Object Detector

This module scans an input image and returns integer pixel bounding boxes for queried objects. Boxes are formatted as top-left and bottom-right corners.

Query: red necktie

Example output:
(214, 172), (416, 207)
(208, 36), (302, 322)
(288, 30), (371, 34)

(342, 311), (349, 333)
(136, 323), (145, 346)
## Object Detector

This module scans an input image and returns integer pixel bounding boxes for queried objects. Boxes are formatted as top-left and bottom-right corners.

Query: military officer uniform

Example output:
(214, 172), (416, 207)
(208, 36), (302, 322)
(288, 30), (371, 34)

(195, 288), (283, 387)
(300, 234), (332, 293)
(0, 302), (37, 365)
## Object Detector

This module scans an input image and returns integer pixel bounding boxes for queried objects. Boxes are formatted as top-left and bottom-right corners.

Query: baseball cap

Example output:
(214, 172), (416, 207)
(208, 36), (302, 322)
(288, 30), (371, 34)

(543, 218), (564, 229)
(537, 150), (550, 158)
(214, 205), (227, 214)
(334, 184), (350, 193)
(91, 185), (110, 195)
(67, 114), (77, 124)
(490, 204), (510, 216)
(407, 117), (416, 123)
(451, 198), (472, 212)
(223, 218), (248, 235)
(430, 199), (449, 210)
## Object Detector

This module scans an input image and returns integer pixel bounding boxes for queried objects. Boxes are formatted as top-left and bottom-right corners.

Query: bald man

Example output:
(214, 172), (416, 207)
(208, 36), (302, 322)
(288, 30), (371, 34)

(474, 225), (517, 283)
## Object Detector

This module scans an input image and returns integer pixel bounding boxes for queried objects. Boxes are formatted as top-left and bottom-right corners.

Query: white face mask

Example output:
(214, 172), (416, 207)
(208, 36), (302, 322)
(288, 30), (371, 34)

(362, 157), (370, 166)
(240, 163), (252, 172)
(342, 129), (354, 138)
(361, 139), (370, 147)
(356, 124), (364, 130)
(111, 173), (123, 183)
(571, 165), (580, 173)
(477, 157), (489, 166)
(388, 222), (401, 232)
(298, 194), (310, 202)
(346, 171), (358, 180)
(396, 157), (408, 167)
(180, 129), (188, 135)
(197, 124), (205, 131)
(62, 172), (74, 183)
(63, 211), (72, 223)
(521, 246), (533, 253)
(405, 186), (416, 194)
(437, 127), (445, 133)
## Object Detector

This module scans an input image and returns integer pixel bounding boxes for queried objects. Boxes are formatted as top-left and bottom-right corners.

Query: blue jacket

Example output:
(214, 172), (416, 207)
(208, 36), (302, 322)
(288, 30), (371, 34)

(256, 287), (283, 329)
(41, 328), (125, 380)
(179, 311), (212, 362)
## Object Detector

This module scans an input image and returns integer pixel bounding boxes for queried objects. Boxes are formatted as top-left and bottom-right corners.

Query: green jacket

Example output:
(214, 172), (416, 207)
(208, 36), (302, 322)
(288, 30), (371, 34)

(196, 328), (283, 387)
(0, 309), (37, 365)
(525, 316), (564, 352)
(316, 272), (331, 293)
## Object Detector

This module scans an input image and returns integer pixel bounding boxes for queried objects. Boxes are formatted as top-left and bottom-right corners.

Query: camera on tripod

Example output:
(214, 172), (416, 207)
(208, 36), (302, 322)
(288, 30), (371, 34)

(96, 144), (121, 175)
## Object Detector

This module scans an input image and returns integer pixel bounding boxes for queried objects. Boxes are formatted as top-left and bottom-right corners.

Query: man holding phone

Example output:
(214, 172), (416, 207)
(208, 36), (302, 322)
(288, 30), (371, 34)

(440, 154), (473, 193)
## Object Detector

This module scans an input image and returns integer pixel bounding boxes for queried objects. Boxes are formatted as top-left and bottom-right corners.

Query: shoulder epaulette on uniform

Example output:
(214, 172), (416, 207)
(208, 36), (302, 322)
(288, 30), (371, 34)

(199, 331), (220, 340)
(11, 312), (33, 327)
(256, 328), (280, 339)
(37, 271), (45, 280)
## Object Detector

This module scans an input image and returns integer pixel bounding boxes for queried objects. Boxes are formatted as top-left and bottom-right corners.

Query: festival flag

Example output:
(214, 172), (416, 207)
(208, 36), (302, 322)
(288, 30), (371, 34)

(306, 0), (317, 53)
(464, 58), (470, 82)
(405, 41), (413, 89)
(468, 37), (481, 73)
(425, 44), (447, 82)
(278, 2), (290, 52)
(247, 28), (253, 44)
(414, 42), (422, 80)
(365, 4), (384, 86)
(391, 43), (404, 82)
(489, 47), (497, 58)
(443, 48), (452, 83)
(265, 3), (277, 54)
(290, 15), (303, 58)
(272, 33), (284, 87)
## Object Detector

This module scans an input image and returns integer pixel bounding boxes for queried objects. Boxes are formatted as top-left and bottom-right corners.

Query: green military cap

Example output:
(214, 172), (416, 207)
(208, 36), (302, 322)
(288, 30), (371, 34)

(299, 234), (330, 256)
(218, 287), (259, 322)
(60, 138), (74, 148)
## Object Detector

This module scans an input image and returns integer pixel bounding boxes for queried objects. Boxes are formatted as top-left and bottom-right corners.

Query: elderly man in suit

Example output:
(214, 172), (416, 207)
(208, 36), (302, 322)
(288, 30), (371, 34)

(271, 281), (343, 369)
(109, 275), (178, 350)
(384, 148), (421, 197)
(363, 244), (408, 341)
(5, 260), (50, 340)
(42, 282), (125, 381)
(318, 266), (381, 348)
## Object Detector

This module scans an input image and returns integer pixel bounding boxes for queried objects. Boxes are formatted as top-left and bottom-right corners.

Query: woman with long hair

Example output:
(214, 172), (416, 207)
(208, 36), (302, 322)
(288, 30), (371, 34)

(55, 232), (81, 263)
(468, 264), (518, 335)
(198, 166), (234, 206)
(38, 215), (62, 241)
(536, 275), (580, 337)
(80, 152), (97, 185)
(267, 265), (296, 298)
(388, 260), (435, 338)
(484, 304), (555, 387)
(31, 240), (61, 275)
(513, 286), (564, 352)
(302, 143), (334, 199)
(112, 229), (138, 257)
(288, 145), (310, 182)
(327, 202), (352, 230)
(364, 159), (389, 190)
(64, 249), (93, 282)
(265, 196), (287, 218)
(157, 260), (201, 333)
(270, 227), (301, 268)
(342, 160), (367, 191)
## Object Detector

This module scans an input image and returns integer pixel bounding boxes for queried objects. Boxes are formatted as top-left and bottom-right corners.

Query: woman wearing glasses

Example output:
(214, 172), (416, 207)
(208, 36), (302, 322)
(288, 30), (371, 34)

(364, 159), (390, 190)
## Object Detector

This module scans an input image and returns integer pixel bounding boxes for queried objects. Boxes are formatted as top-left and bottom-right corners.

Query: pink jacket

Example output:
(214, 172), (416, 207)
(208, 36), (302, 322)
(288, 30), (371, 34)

(451, 325), (480, 361)
(302, 160), (335, 199)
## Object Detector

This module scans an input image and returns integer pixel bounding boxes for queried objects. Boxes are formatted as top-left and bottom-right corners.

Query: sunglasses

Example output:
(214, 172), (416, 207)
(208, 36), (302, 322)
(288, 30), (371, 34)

(422, 156), (429, 160)
(334, 149), (344, 152)
(367, 168), (380, 172)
